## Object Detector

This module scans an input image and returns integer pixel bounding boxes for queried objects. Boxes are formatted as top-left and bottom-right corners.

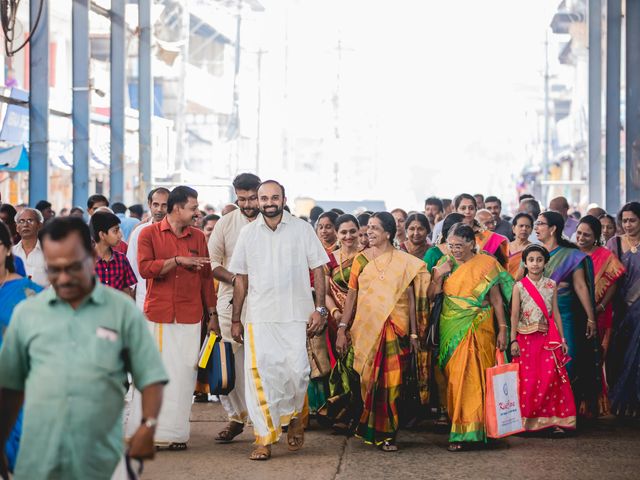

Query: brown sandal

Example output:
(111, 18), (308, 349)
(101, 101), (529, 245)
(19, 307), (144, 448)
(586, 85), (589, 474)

(215, 422), (244, 443)
(249, 445), (271, 461)
(287, 417), (305, 451)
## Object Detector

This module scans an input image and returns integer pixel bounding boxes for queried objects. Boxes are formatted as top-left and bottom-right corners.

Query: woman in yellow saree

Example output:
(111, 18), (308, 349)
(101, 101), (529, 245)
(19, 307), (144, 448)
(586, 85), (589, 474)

(429, 222), (513, 452)
(336, 212), (430, 451)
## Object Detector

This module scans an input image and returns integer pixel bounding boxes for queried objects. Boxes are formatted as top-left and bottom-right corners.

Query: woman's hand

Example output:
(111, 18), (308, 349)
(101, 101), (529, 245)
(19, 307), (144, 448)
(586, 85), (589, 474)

(497, 328), (508, 352)
(336, 328), (349, 357)
(435, 258), (453, 278)
(510, 340), (520, 357)
(410, 336), (419, 354)
(561, 340), (569, 356)
(586, 319), (596, 339)
(334, 311), (343, 322)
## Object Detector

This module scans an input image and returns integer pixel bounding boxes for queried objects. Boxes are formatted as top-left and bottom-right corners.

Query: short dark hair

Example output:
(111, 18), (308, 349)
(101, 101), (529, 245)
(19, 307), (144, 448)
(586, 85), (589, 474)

(0, 203), (17, 224)
(440, 213), (465, 244)
(485, 196), (501, 206)
(89, 211), (121, 242)
(520, 198), (541, 219)
(111, 202), (127, 214)
(425, 197), (444, 212)
(258, 180), (285, 198)
(519, 193), (535, 202)
(87, 194), (109, 210)
(371, 211), (396, 245)
(330, 208), (344, 215)
(147, 187), (171, 203)
(442, 199), (452, 209)
(69, 207), (85, 216)
(35, 200), (52, 211)
(39, 216), (93, 255)
(168, 186), (198, 213)
(129, 204), (144, 218)
(356, 212), (371, 228)
(233, 173), (262, 192)
(310, 206), (324, 222)
(405, 212), (431, 235)
(203, 213), (220, 224)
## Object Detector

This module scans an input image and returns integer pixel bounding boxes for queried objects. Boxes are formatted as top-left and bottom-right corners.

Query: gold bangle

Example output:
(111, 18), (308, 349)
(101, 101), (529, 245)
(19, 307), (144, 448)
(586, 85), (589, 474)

(410, 333), (418, 339)
(330, 307), (340, 318)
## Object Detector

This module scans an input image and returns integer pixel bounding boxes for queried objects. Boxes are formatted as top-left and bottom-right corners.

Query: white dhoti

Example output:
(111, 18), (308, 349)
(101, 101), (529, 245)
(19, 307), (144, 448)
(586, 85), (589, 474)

(125, 321), (200, 444)
(245, 322), (310, 446)
(218, 294), (248, 424)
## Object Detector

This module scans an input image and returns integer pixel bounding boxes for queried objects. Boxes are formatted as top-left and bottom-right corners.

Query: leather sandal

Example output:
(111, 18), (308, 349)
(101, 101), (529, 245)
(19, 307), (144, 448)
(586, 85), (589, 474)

(287, 418), (305, 451)
(249, 445), (271, 461)
(215, 422), (244, 443)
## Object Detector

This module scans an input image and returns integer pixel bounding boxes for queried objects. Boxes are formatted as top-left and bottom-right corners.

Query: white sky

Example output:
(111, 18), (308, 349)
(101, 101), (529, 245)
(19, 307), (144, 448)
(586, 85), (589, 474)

(245, 0), (561, 211)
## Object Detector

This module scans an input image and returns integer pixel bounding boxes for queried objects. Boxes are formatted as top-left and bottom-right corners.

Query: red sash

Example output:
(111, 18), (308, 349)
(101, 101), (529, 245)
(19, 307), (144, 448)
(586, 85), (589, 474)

(520, 276), (571, 382)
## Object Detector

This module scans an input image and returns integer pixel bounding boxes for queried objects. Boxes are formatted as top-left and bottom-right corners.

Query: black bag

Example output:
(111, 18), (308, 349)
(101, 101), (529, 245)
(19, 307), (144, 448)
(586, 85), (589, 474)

(426, 274), (448, 353)
(399, 353), (422, 428)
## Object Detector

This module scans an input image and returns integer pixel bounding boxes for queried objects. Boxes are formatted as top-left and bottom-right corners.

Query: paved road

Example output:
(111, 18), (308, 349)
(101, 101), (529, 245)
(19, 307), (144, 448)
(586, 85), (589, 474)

(143, 402), (640, 480)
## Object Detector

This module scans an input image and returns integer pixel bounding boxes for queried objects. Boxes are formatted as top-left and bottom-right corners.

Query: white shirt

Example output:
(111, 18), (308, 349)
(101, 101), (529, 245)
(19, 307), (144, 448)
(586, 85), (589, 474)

(126, 220), (152, 309)
(208, 208), (251, 301)
(229, 210), (329, 324)
(12, 240), (49, 287)
(430, 219), (444, 243)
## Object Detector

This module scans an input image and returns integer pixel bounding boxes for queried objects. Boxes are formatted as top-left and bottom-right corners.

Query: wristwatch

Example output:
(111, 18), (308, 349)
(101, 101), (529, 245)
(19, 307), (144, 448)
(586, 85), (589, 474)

(315, 306), (329, 318)
(141, 417), (158, 428)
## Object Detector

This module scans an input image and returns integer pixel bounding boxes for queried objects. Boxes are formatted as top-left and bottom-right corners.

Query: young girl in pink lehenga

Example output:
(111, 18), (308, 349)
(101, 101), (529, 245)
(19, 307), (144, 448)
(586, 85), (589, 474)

(510, 244), (576, 434)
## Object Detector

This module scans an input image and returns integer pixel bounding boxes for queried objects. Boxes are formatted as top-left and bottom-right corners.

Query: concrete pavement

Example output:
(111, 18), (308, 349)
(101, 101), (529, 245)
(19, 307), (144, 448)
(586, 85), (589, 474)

(143, 403), (640, 480)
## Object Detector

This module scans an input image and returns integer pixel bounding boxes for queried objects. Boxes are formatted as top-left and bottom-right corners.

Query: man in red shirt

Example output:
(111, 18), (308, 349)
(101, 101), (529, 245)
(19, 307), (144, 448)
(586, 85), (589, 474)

(131, 186), (219, 450)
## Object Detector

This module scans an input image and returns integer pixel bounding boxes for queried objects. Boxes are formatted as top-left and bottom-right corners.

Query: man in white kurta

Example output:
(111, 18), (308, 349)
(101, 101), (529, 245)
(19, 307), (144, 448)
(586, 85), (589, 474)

(228, 180), (329, 460)
(208, 173), (262, 442)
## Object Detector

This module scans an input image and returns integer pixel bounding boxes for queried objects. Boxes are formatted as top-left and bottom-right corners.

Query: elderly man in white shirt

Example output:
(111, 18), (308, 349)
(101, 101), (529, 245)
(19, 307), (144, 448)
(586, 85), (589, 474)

(208, 173), (262, 444)
(12, 208), (48, 287)
(229, 180), (329, 462)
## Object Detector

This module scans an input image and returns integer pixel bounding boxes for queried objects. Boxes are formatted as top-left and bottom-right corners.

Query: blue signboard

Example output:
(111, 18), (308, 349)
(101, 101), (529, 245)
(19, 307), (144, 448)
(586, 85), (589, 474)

(0, 88), (29, 145)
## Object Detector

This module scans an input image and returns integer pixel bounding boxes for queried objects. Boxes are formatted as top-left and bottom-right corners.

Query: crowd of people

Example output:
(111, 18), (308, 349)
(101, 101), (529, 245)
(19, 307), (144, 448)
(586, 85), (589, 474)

(0, 177), (639, 478)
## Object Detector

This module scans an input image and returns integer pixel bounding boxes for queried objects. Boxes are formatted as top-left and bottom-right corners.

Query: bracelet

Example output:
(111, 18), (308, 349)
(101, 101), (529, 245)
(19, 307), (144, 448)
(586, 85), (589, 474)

(174, 256), (180, 266)
(509, 339), (518, 346)
(597, 304), (605, 313)
(410, 333), (418, 339)
(338, 322), (349, 329)
(330, 307), (340, 318)
(498, 324), (508, 329)
(231, 275), (237, 287)
(587, 319), (596, 325)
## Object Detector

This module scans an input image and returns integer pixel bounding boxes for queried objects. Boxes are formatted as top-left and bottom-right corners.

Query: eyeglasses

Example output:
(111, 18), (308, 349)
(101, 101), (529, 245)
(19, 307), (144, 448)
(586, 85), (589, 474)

(46, 256), (91, 277)
(17, 218), (38, 225)
(447, 243), (470, 251)
(534, 221), (548, 227)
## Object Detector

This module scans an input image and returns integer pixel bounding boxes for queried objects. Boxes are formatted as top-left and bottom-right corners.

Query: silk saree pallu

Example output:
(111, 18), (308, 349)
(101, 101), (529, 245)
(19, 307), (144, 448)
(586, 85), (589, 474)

(507, 249), (523, 278)
(545, 247), (601, 413)
(437, 253), (513, 443)
(349, 251), (428, 444)
(476, 230), (509, 269)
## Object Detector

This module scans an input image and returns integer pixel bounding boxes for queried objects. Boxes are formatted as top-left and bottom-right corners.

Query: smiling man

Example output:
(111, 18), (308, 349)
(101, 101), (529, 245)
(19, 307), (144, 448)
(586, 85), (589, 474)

(229, 180), (329, 461)
(132, 186), (219, 451)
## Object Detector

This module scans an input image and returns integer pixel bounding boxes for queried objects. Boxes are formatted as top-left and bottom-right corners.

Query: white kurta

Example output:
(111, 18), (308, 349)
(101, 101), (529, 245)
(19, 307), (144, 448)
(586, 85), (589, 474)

(229, 211), (329, 445)
(126, 221), (151, 309)
(208, 208), (252, 423)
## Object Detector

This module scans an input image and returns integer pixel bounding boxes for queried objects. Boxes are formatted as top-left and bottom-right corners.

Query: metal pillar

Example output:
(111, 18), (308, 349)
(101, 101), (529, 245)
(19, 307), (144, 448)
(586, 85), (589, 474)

(542, 31), (550, 208)
(28, 0), (49, 205)
(627, 0), (640, 201)
(605, 0), (622, 212)
(110, 0), (126, 203)
(138, 0), (152, 200)
(72, 0), (90, 207)
(588, 0), (603, 206)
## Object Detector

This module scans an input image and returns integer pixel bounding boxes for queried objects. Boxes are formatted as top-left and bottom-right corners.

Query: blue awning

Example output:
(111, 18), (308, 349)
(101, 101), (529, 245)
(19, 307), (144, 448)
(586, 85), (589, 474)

(0, 145), (28, 171)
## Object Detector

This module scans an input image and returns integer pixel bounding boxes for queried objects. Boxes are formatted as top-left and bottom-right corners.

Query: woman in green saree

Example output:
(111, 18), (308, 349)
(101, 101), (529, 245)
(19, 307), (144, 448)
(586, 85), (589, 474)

(429, 222), (513, 452)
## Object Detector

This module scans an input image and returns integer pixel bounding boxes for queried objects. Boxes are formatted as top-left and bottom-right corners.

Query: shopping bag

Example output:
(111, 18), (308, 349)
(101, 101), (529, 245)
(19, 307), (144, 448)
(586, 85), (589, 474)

(484, 349), (524, 438)
(199, 334), (236, 395)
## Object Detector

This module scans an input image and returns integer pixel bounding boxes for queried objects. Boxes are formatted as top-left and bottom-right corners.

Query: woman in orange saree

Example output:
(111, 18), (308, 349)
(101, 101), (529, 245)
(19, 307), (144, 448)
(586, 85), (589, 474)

(336, 212), (430, 451)
(429, 222), (513, 452)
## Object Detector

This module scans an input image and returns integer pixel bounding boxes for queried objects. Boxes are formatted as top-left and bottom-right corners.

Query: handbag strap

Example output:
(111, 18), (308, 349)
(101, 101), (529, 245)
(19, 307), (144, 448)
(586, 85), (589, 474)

(520, 276), (560, 339)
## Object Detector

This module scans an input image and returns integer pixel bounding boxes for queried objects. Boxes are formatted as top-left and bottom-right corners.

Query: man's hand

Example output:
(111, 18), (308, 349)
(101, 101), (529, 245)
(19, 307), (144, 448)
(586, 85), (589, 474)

(307, 311), (325, 337)
(128, 425), (156, 460)
(231, 322), (244, 344)
(177, 256), (210, 271)
(207, 312), (221, 336)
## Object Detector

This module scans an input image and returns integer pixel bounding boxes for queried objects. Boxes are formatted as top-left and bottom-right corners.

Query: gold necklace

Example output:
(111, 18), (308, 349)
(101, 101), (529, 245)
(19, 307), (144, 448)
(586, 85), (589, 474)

(338, 247), (356, 283)
(372, 247), (393, 280)
(626, 234), (640, 254)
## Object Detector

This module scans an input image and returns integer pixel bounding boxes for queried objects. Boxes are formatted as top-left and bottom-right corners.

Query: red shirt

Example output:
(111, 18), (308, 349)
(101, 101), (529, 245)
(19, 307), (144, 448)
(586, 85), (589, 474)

(137, 217), (215, 324)
(94, 250), (137, 291)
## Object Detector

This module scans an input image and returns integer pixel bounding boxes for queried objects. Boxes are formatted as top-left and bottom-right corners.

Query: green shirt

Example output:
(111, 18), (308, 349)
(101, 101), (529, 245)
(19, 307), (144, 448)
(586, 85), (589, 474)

(0, 283), (168, 479)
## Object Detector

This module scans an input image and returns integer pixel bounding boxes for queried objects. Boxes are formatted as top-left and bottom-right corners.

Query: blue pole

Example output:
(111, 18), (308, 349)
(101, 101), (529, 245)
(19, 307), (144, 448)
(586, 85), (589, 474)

(588, 0), (602, 206)
(28, 0), (49, 206)
(72, 0), (90, 207)
(110, 0), (125, 203)
(605, 0), (622, 213)
(138, 0), (152, 201)
(627, 0), (640, 201)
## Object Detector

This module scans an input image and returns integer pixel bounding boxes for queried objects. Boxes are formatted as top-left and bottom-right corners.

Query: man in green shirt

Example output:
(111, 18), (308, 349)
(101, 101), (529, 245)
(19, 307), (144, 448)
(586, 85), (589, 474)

(0, 217), (168, 479)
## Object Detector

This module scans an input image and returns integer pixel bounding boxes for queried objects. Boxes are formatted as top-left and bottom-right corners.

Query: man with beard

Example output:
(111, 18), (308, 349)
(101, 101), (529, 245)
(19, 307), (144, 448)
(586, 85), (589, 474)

(126, 187), (170, 309)
(207, 173), (261, 444)
(229, 180), (329, 461)
(132, 186), (219, 450)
